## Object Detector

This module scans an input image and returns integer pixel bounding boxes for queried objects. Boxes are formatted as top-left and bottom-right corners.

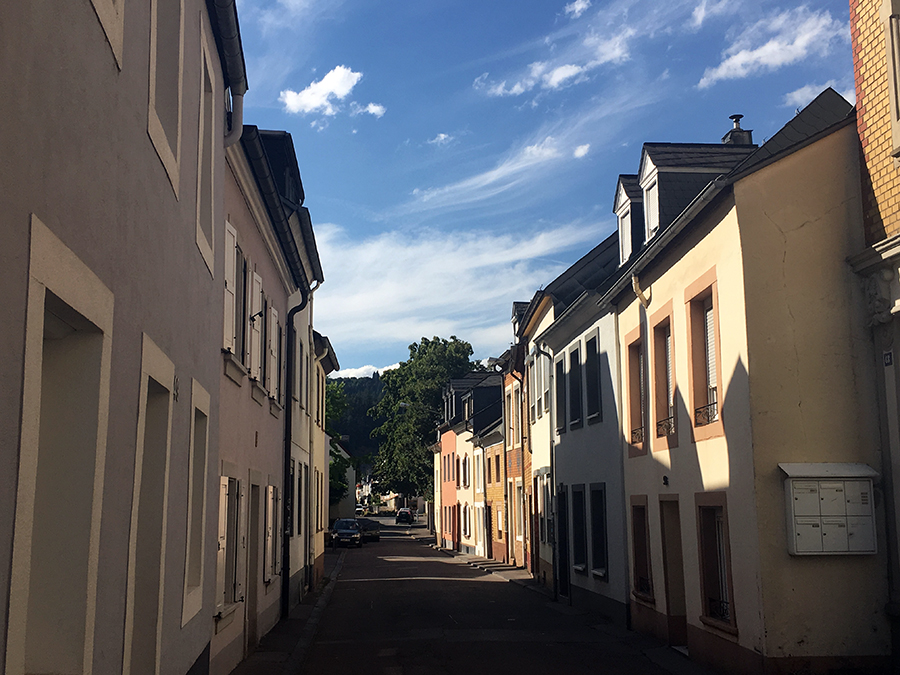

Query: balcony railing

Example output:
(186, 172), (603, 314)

(631, 426), (644, 444)
(656, 416), (675, 437)
(708, 597), (730, 622)
(694, 401), (718, 426)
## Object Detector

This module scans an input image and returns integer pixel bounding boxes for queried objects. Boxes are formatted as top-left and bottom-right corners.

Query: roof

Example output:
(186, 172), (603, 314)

(642, 143), (756, 172)
(544, 231), (619, 312)
(778, 463), (879, 478)
(596, 87), (856, 309)
(313, 331), (340, 374)
(512, 301), (529, 323)
(614, 174), (642, 211)
(728, 88), (854, 180)
(205, 0), (248, 95)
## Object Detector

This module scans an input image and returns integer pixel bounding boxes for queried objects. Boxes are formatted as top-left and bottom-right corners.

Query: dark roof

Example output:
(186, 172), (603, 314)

(512, 301), (529, 323)
(658, 171), (723, 231)
(545, 231), (619, 312)
(615, 174), (642, 209)
(259, 130), (306, 208)
(728, 88), (854, 180)
(313, 331), (339, 374)
(205, 0), (248, 95)
(643, 143), (757, 171)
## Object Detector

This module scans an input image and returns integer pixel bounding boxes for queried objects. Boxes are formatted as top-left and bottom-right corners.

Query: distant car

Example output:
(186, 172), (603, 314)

(331, 518), (363, 548)
(355, 504), (364, 516)
(396, 508), (413, 525)
(357, 518), (381, 542)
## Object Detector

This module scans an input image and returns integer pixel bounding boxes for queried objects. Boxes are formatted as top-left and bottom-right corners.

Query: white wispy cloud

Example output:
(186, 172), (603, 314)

(573, 144), (590, 158)
(428, 133), (454, 146)
(279, 65), (362, 115)
(351, 102), (387, 118)
(782, 80), (837, 108)
(688, 0), (733, 30)
(330, 363), (400, 379)
(698, 7), (847, 89)
(313, 221), (606, 365)
(564, 0), (592, 19)
(543, 64), (587, 89)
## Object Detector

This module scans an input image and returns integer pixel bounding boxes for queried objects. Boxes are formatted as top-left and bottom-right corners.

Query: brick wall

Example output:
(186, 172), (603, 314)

(853, 0), (900, 243)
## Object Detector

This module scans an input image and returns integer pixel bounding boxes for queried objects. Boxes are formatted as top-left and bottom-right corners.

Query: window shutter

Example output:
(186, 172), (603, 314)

(250, 273), (263, 379)
(264, 485), (274, 582)
(235, 481), (246, 602)
(216, 477), (228, 611)
(665, 328), (673, 414)
(704, 300), (717, 398)
(223, 222), (237, 352)
(268, 306), (278, 395)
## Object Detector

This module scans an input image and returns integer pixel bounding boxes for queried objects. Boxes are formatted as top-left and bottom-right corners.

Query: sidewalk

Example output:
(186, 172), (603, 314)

(228, 547), (345, 675)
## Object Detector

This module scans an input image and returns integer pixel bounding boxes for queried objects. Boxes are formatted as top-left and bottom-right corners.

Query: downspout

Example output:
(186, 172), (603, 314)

(281, 283), (309, 620)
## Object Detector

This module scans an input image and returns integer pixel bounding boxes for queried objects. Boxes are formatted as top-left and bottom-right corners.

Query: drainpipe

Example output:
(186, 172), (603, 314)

(281, 284), (309, 620)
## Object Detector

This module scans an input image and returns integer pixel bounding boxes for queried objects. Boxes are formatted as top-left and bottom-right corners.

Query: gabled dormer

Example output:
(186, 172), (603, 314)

(638, 154), (660, 241)
(614, 175), (644, 266)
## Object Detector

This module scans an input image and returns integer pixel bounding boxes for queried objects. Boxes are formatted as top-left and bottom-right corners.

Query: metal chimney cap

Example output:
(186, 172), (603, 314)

(729, 114), (744, 129)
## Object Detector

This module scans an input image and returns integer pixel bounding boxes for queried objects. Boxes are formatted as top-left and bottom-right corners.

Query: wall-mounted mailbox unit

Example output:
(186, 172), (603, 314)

(779, 463), (878, 556)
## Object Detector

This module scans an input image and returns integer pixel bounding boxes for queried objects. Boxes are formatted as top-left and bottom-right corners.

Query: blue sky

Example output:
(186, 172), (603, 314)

(236, 0), (854, 377)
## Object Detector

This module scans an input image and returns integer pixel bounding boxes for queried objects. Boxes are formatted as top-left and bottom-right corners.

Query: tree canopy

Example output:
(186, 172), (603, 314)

(369, 336), (478, 497)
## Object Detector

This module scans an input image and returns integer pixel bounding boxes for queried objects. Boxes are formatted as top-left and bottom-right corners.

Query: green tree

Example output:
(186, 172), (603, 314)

(329, 447), (352, 505)
(325, 379), (348, 438)
(326, 380), (352, 504)
(369, 336), (478, 497)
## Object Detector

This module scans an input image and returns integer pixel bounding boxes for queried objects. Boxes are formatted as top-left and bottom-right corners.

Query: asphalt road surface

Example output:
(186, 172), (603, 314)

(304, 517), (713, 675)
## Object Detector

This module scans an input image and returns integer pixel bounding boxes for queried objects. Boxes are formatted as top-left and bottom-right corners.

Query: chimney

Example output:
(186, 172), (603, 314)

(722, 114), (753, 145)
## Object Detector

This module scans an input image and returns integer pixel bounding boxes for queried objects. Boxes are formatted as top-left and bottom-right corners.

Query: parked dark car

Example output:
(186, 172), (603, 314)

(396, 508), (413, 525)
(358, 518), (381, 542)
(331, 518), (363, 548)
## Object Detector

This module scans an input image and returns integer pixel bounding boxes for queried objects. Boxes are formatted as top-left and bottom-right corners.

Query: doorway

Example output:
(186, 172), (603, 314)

(246, 484), (261, 652)
(659, 498), (687, 648)
(557, 485), (570, 598)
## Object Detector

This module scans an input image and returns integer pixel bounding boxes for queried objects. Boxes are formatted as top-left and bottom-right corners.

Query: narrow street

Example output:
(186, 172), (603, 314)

(302, 517), (717, 675)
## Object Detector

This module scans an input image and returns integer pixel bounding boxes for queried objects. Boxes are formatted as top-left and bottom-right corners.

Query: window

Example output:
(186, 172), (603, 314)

(686, 269), (723, 441)
(652, 306), (677, 448)
(697, 493), (734, 628)
(288, 461), (295, 537)
(590, 484), (608, 578)
(495, 454), (501, 484)
(8, 218), (115, 675)
(217, 477), (244, 612)
(513, 382), (522, 445)
(462, 504), (470, 538)
(572, 485), (587, 571)
(148, 0), (184, 193)
(296, 463), (305, 536)
(223, 222), (237, 352)
(515, 480), (524, 540)
(882, 0), (900, 160)
(555, 357), (566, 434)
(528, 357), (536, 421)
(487, 453), (492, 484)
(538, 476), (546, 542)
(631, 497), (653, 599)
(264, 485), (281, 583)
(195, 22), (216, 274)
(456, 457), (460, 488)
(585, 334), (602, 422)
(236, 253), (249, 365)
(497, 507), (504, 537)
(183, 380), (209, 624)
(627, 335), (646, 448)
(462, 455), (469, 488)
(618, 207), (632, 263)
(266, 305), (280, 398)
(644, 180), (659, 237)
(475, 456), (483, 493)
(250, 272), (263, 380)
(542, 354), (551, 413)
(568, 347), (582, 428)
(506, 390), (513, 443)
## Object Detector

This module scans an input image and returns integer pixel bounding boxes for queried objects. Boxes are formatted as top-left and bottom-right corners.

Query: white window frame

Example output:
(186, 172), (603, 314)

(182, 379), (209, 625)
(195, 17), (217, 275)
(148, 0), (184, 195)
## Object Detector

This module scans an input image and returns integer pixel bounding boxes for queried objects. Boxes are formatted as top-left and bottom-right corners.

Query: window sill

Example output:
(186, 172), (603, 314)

(587, 413), (602, 426)
(269, 398), (282, 418)
(569, 419), (583, 431)
(251, 379), (268, 405)
(573, 564), (587, 574)
(631, 589), (655, 605)
(222, 349), (247, 386)
(699, 615), (738, 637)
(591, 568), (608, 580)
(214, 599), (241, 623)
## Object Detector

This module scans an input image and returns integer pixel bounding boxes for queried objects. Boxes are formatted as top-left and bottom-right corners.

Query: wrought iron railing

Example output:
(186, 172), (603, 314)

(694, 401), (718, 426)
(635, 575), (652, 595)
(708, 597), (730, 622)
(631, 426), (644, 444)
(656, 416), (675, 437)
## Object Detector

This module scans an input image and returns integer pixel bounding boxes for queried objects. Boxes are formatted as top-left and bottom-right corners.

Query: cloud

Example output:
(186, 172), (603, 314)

(782, 80), (837, 108)
(573, 144), (590, 158)
(351, 102), (387, 118)
(330, 363), (400, 379)
(698, 7), (847, 89)
(564, 0), (591, 19)
(542, 64), (587, 89)
(428, 133), (454, 146)
(279, 65), (362, 115)
(313, 221), (605, 366)
(688, 0), (733, 30)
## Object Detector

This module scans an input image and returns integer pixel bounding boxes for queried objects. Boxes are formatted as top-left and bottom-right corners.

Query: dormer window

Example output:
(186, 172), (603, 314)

(644, 180), (659, 238)
(618, 208), (632, 264)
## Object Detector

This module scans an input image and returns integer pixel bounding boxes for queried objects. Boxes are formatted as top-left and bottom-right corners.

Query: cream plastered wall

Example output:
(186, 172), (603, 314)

(527, 304), (556, 566)
(736, 125), (889, 659)
(618, 193), (765, 654)
(456, 430), (476, 547)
